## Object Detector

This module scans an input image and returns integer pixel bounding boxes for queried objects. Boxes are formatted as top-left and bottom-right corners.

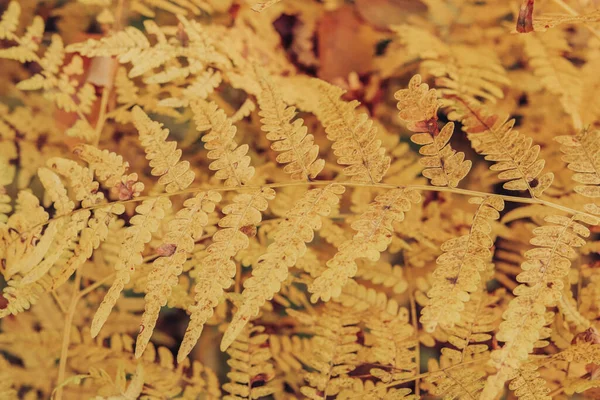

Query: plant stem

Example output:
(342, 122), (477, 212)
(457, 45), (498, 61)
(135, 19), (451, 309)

(55, 270), (82, 400)
(11, 180), (598, 247)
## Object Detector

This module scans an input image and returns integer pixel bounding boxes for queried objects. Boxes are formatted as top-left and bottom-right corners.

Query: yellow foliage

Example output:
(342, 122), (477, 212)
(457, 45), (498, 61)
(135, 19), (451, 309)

(2, 0), (600, 399)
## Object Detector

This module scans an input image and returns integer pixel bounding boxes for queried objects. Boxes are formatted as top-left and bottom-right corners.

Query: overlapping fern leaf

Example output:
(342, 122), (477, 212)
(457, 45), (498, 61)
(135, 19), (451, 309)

(310, 79), (390, 183)
(221, 184), (344, 351)
(296, 303), (361, 399)
(395, 74), (471, 187)
(555, 129), (600, 198)
(192, 99), (255, 187)
(255, 67), (324, 181)
(179, 187), (275, 362)
(420, 196), (504, 332)
(222, 322), (277, 399)
(92, 107), (195, 337)
(448, 97), (554, 198)
(483, 213), (597, 398)
(309, 188), (421, 302)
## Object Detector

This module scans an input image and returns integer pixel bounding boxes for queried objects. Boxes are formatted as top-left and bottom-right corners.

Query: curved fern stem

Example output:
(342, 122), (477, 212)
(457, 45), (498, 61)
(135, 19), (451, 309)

(8, 180), (597, 247)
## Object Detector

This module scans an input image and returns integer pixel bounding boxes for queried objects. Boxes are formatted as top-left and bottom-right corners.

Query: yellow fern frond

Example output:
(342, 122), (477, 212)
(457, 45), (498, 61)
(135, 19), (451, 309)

(309, 188), (421, 302)
(393, 25), (510, 104)
(133, 106), (195, 193)
(298, 303), (361, 399)
(366, 309), (417, 381)
(44, 158), (125, 289)
(159, 69), (222, 108)
(509, 363), (551, 400)
(222, 323), (277, 399)
(178, 187), (275, 362)
(441, 288), (504, 365)
(484, 213), (596, 398)
(355, 261), (408, 294)
(136, 190), (220, 357)
(396, 75), (471, 187)
(425, 358), (488, 400)
(74, 144), (131, 189)
(65, 27), (155, 76)
(0, 276), (51, 318)
(0, 2), (44, 62)
(0, 1), (19, 40)
(192, 100), (255, 187)
(450, 98), (554, 198)
(3, 191), (49, 276)
(255, 67), (325, 181)
(524, 31), (582, 130)
(311, 79), (390, 183)
(420, 196), (503, 332)
(221, 184), (344, 351)
(555, 129), (600, 198)
(37, 167), (75, 216)
(334, 280), (404, 317)
(91, 197), (171, 338)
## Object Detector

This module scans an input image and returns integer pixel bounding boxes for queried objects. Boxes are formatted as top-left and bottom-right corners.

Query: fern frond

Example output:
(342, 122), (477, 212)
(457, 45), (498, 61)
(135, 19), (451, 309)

(393, 25), (510, 104)
(420, 196), (503, 332)
(0, 1), (19, 40)
(310, 79), (390, 183)
(299, 303), (361, 399)
(133, 106), (195, 193)
(255, 67), (325, 181)
(21, 161), (98, 284)
(508, 363), (551, 400)
(191, 100), (255, 187)
(14, 35), (97, 128)
(3, 191), (49, 276)
(449, 98), (554, 198)
(355, 261), (408, 294)
(65, 27), (156, 76)
(396, 75), (471, 187)
(484, 213), (597, 398)
(555, 129), (600, 198)
(425, 359), (488, 400)
(0, 2), (44, 62)
(339, 381), (417, 399)
(91, 197), (171, 337)
(0, 276), (51, 318)
(222, 323), (277, 399)
(221, 184), (344, 351)
(74, 144), (130, 188)
(334, 280), (404, 317)
(37, 167), (75, 216)
(441, 288), (504, 365)
(366, 309), (418, 382)
(309, 188), (420, 302)
(179, 187), (275, 362)
(159, 69), (222, 107)
(524, 31), (583, 129)
(136, 190), (220, 358)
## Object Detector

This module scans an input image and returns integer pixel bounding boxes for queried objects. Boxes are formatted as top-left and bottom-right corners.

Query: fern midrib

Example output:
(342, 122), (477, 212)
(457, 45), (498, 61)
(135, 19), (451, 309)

(18, 180), (597, 249)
